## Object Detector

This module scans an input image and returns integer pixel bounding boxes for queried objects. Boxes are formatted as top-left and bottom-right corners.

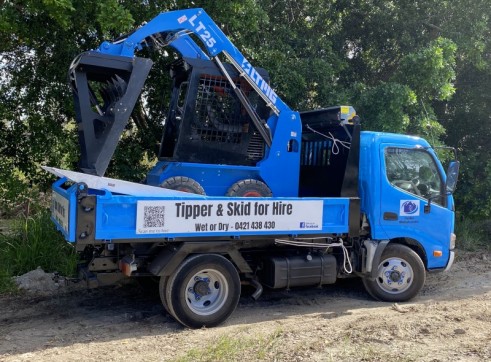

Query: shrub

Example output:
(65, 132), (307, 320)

(0, 209), (78, 293)
(455, 218), (490, 252)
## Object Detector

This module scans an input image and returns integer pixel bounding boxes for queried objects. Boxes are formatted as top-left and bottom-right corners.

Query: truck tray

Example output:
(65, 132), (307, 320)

(48, 169), (353, 243)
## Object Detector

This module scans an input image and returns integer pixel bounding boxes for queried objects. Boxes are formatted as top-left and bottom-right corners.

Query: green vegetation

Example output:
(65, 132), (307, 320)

(1, 0), (490, 213)
(0, 266), (16, 294)
(0, 210), (78, 293)
(455, 218), (491, 252)
(0, 1), (489, 284)
(175, 329), (284, 362)
(173, 328), (422, 361)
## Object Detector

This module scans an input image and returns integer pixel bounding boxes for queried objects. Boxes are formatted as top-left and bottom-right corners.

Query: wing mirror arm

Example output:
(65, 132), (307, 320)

(424, 193), (448, 214)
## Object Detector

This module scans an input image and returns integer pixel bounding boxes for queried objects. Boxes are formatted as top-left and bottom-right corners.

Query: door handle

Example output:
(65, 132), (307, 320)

(383, 212), (398, 221)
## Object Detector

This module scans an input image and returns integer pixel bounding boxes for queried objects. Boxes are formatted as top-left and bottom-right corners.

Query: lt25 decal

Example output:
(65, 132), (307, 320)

(187, 14), (217, 48)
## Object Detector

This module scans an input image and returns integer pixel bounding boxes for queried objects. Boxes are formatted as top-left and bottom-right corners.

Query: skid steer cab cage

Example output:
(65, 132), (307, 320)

(158, 57), (271, 166)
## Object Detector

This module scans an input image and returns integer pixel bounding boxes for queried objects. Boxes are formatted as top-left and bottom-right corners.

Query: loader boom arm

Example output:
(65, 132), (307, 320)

(97, 8), (290, 116)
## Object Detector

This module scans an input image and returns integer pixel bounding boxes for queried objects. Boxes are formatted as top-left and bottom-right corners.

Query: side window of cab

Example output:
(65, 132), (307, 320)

(384, 148), (444, 206)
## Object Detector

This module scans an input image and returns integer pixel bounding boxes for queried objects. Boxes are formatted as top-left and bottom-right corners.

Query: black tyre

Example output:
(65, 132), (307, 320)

(362, 244), (425, 302)
(165, 254), (241, 328)
(226, 179), (272, 197)
(158, 276), (170, 314)
(160, 176), (206, 195)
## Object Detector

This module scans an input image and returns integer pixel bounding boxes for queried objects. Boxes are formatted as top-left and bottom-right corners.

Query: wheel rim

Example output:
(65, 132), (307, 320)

(242, 191), (261, 197)
(177, 187), (192, 193)
(376, 256), (414, 294)
(185, 269), (229, 316)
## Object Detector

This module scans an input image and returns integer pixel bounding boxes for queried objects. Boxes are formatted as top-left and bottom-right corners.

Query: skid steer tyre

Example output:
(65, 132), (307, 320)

(160, 176), (206, 195)
(165, 254), (241, 328)
(226, 179), (272, 197)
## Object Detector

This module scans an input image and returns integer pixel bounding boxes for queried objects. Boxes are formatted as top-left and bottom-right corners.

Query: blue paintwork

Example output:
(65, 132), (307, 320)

(50, 130), (455, 271)
(57, 8), (456, 271)
(146, 162), (261, 195)
(164, 35), (210, 60)
(93, 193), (349, 240)
(96, 8), (290, 112)
(50, 178), (77, 242)
(51, 179), (350, 241)
(96, 8), (301, 197)
(145, 115), (301, 196)
(359, 131), (455, 269)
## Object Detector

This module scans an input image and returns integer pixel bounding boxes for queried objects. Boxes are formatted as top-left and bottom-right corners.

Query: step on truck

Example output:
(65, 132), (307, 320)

(46, 8), (460, 328)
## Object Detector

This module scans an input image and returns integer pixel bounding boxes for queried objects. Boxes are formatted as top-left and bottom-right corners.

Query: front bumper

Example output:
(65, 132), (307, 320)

(444, 250), (455, 272)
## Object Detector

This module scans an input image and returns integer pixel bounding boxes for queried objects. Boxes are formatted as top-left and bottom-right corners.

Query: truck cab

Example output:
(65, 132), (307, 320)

(360, 132), (455, 272)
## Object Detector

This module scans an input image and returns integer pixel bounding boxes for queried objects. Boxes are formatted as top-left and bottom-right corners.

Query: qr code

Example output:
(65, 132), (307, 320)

(143, 206), (165, 228)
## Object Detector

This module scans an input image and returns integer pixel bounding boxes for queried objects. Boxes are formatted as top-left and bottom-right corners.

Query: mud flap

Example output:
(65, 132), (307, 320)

(69, 51), (153, 176)
(367, 240), (390, 280)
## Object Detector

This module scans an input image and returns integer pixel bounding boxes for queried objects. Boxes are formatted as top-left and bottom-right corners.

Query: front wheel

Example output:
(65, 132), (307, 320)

(165, 254), (241, 328)
(363, 244), (425, 302)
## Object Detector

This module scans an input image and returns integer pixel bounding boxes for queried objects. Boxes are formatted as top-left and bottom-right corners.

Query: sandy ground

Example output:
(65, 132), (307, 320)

(1, 250), (490, 361)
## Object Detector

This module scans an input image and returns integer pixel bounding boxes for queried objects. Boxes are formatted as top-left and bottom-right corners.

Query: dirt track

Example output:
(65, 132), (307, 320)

(1, 251), (490, 361)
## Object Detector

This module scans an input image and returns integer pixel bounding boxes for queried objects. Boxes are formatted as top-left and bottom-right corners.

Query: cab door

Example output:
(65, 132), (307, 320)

(379, 146), (453, 269)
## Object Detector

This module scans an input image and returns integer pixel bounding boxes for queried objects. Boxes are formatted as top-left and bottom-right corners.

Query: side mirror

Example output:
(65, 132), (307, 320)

(445, 161), (460, 194)
(424, 160), (460, 214)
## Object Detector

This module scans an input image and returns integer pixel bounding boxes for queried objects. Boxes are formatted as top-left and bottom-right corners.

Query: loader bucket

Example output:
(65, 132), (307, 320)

(69, 51), (153, 176)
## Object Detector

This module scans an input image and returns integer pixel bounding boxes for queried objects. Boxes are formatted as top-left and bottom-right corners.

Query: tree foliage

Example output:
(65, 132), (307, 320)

(0, 0), (489, 218)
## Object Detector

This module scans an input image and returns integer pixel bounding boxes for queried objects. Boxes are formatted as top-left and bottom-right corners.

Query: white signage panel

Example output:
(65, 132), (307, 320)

(136, 200), (324, 234)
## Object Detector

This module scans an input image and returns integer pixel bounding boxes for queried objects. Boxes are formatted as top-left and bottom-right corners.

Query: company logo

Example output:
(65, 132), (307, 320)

(299, 221), (320, 229)
(400, 200), (420, 216)
(241, 58), (278, 105)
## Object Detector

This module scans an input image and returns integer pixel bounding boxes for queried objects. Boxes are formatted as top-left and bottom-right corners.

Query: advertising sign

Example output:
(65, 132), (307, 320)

(136, 200), (324, 234)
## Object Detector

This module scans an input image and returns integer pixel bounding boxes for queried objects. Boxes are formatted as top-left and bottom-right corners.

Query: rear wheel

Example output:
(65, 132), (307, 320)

(226, 179), (272, 197)
(165, 254), (241, 328)
(158, 276), (170, 313)
(363, 244), (425, 302)
(160, 176), (206, 195)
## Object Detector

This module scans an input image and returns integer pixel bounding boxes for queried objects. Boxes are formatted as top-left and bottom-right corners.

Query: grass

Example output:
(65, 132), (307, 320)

(174, 328), (284, 362)
(455, 218), (490, 252)
(0, 268), (17, 293)
(0, 210), (78, 294)
(173, 327), (423, 362)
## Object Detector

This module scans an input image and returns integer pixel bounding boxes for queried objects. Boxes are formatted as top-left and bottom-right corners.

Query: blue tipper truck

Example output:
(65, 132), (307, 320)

(46, 8), (460, 328)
